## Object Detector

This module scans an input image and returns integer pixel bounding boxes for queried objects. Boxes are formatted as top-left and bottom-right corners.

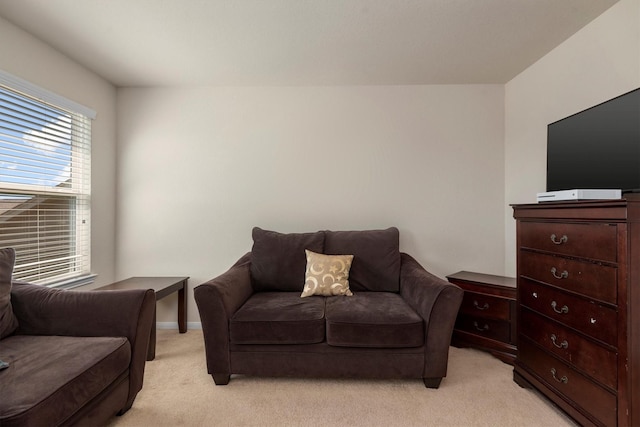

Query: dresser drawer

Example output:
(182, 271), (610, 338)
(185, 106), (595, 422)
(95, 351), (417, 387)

(459, 291), (510, 321)
(518, 339), (617, 427)
(520, 279), (617, 346)
(519, 222), (617, 262)
(520, 307), (617, 390)
(520, 251), (617, 304)
(455, 315), (511, 343)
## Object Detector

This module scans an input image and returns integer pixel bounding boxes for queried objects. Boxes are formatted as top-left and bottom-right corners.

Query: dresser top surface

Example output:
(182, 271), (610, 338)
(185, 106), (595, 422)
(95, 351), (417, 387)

(512, 193), (640, 209)
(512, 194), (640, 221)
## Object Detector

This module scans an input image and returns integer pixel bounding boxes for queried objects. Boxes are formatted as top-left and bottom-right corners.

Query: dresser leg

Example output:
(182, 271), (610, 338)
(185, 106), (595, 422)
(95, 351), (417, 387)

(513, 370), (531, 389)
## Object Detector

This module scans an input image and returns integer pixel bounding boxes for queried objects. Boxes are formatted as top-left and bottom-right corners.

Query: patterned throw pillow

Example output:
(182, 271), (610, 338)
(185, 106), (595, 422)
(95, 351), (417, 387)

(0, 248), (18, 339)
(301, 250), (354, 298)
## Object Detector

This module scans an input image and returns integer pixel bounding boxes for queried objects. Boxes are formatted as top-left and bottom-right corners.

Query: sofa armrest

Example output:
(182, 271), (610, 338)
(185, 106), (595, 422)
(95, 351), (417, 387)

(194, 252), (254, 383)
(10, 282), (155, 410)
(399, 253), (463, 381)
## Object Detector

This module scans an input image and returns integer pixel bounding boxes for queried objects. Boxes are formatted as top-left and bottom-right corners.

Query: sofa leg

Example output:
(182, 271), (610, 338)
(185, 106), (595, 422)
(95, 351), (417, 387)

(117, 403), (133, 416)
(212, 373), (230, 385)
(423, 377), (442, 389)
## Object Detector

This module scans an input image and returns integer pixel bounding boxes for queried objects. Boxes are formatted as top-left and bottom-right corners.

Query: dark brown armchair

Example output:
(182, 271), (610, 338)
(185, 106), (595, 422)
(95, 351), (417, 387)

(0, 282), (155, 426)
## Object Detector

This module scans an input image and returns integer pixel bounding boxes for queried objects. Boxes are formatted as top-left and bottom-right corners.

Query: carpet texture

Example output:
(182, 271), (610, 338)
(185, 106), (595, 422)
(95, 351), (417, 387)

(107, 330), (576, 426)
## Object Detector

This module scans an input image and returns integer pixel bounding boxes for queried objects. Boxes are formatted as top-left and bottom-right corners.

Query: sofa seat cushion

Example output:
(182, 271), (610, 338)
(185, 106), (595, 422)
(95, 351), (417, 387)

(230, 292), (325, 344)
(0, 334), (131, 426)
(325, 292), (424, 348)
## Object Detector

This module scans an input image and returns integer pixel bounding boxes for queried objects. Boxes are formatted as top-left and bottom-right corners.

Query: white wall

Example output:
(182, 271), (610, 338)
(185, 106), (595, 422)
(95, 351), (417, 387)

(0, 16), (118, 286)
(116, 85), (505, 323)
(504, 0), (640, 276)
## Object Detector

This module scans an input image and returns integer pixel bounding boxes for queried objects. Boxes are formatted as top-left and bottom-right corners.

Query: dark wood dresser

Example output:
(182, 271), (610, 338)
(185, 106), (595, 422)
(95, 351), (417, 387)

(446, 271), (517, 364)
(512, 195), (640, 427)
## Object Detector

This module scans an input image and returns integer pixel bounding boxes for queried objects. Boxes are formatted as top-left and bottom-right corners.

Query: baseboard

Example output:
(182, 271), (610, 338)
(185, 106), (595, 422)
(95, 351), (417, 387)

(156, 322), (202, 330)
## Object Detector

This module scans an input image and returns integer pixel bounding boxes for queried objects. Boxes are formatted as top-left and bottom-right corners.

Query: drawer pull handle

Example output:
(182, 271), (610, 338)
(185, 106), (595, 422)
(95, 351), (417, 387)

(473, 300), (489, 310)
(550, 267), (568, 279)
(550, 334), (569, 349)
(551, 368), (568, 384)
(532, 292), (538, 298)
(550, 234), (568, 245)
(473, 321), (489, 331)
(551, 301), (569, 314)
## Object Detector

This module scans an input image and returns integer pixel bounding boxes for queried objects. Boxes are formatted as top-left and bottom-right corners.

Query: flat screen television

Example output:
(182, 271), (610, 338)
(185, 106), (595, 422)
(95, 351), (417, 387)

(546, 87), (640, 193)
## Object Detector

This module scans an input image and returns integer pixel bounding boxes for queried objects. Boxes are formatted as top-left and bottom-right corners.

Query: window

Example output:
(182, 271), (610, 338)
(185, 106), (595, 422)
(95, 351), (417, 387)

(0, 72), (95, 286)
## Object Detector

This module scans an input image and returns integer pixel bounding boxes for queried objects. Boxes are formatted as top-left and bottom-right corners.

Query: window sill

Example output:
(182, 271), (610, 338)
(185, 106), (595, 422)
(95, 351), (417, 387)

(49, 274), (97, 289)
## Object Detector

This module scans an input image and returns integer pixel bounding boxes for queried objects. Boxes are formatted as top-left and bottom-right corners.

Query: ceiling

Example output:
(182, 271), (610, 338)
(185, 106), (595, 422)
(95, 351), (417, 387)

(0, 0), (619, 87)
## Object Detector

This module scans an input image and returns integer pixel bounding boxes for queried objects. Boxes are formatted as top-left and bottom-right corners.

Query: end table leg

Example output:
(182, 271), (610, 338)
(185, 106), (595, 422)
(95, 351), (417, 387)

(178, 280), (187, 333)
(147, 307), (156, 361)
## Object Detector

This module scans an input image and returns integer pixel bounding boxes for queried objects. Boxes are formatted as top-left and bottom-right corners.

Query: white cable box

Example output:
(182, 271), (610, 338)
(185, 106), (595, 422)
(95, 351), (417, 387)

(536, 189), (622, 203)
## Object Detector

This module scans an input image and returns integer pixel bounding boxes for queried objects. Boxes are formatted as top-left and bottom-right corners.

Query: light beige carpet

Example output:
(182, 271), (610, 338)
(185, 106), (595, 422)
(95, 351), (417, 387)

(108, 330), (576, 427)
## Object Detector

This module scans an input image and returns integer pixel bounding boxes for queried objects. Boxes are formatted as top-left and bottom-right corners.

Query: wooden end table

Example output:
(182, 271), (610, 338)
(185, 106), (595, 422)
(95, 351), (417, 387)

(446, 271), (517, 364)
(95, 276), (189, 360)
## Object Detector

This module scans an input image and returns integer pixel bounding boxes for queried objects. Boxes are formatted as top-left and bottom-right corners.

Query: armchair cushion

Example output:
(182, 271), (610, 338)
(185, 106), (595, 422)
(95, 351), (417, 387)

(0, 248), (18, 340)
(230, 292), (325, 344)
(325, 292), (423, 348)
(324, 227), (401, 292)
(250, 227), (324, 292)
(0, 335), (130, 426)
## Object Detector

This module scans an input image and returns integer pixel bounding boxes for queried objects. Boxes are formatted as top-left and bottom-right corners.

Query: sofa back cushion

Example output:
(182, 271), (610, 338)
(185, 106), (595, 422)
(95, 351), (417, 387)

(0, 248), (18, 340)
(250, 227), (325, 292)
(324, 227), (401, 292)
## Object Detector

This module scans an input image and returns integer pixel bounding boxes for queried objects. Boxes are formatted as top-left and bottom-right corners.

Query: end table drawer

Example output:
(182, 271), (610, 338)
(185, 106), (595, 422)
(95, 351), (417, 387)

(459, 292), (510, 321)
(455, 315), (511, 343)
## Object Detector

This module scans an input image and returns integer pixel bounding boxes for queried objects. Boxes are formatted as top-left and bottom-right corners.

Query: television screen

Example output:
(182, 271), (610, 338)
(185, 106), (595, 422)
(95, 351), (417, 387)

(546, 88), (640, 192)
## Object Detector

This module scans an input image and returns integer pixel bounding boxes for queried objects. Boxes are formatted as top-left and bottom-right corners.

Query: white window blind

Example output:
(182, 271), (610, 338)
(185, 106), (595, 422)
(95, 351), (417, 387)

(0, 79), (93, 286)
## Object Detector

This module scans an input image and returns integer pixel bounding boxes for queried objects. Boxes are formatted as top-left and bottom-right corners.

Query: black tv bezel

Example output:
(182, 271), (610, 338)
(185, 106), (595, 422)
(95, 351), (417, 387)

(545, 87), (640, 194)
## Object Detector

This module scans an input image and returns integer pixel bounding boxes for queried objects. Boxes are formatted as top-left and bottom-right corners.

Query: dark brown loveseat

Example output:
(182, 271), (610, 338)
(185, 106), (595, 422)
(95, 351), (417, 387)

(0, 249), (155, 426)
(195, 227), (463, 388)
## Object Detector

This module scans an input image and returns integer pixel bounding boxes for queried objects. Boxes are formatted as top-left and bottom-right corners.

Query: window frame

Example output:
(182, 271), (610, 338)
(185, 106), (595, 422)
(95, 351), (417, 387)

(0, 70), (96, 288)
